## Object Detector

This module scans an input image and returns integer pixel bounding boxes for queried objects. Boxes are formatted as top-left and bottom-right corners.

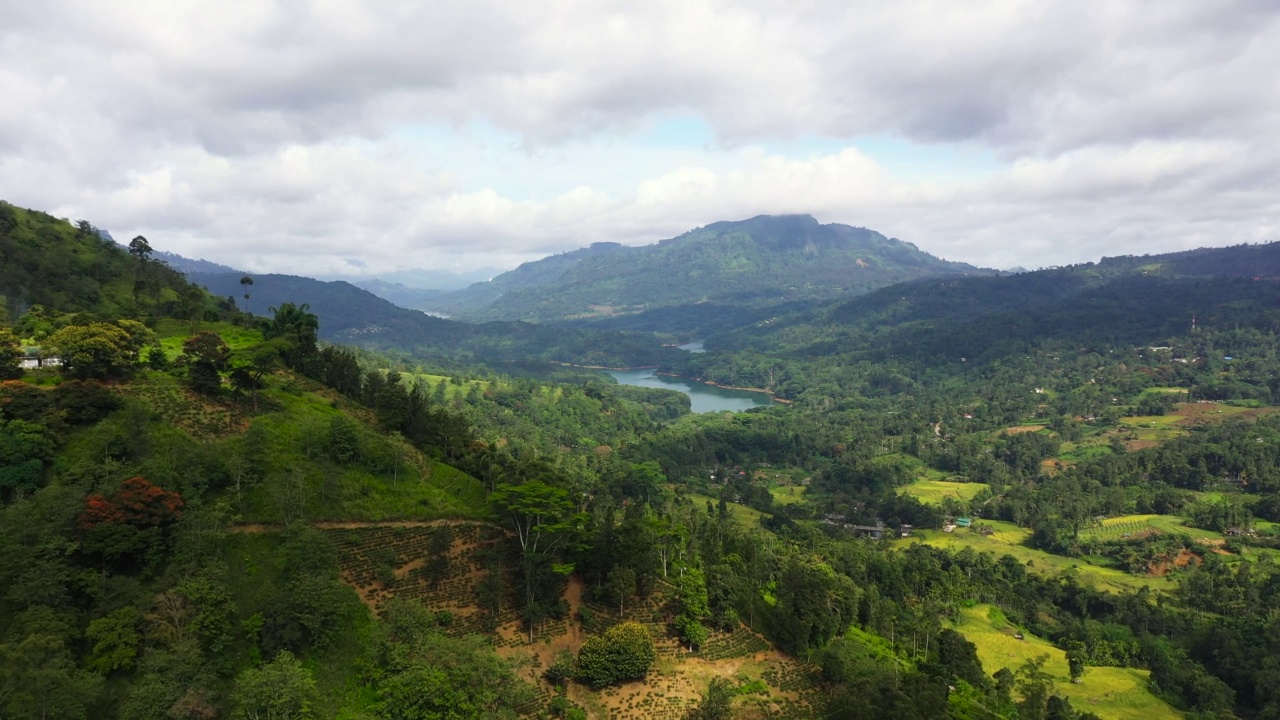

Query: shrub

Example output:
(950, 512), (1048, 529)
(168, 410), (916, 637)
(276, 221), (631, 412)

(576, 621), (655, 688)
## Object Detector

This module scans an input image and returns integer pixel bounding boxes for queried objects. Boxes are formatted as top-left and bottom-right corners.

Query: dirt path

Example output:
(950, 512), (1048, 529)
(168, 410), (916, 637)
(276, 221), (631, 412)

(229, 518), (498, 533)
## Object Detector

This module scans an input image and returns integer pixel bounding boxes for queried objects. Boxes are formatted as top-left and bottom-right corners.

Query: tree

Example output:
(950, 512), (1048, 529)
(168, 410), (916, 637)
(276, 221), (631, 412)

(231, 650), (317, 720)
(675, 567), (711, 650)
(240, 275), (254, 315)
(490, 480), (583, 640)
(576, 622), (655, 687)
(688, 678), (735, 720)
(265, 303), (319, 369)
(0, 633), (104, 720)
(1066, 641), (1087, 683)
(181, 331), (231, 394)
(0, 419), (55, 500)
(606, 566), (637, 613)
(933, 628), (987, 689)
(0, 327), (21, 379)
(128, 235), (153, 261)
(44, 322), (135, 378)
(85, 607), (142, 673)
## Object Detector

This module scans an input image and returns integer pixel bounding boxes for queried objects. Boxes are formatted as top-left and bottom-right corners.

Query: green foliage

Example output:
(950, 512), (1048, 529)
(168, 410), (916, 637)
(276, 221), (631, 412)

(181, 331), (231, 394)
(0, 327), (21, 379)
(575, 621), (656, 688)
(0, 418), (55, 499)
(372, 598), (535, 719)
(688, 677), (735, 720)
(45, 321), (140, 378)
(0, 202), (201, 322)
(0, 632), (104, 720)
(85, 606), (142, 673)
(231, 650), (317, 720)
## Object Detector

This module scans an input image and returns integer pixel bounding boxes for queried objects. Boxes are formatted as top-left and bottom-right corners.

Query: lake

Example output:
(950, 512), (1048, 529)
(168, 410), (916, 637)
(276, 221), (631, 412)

(605, 368), (774, 413)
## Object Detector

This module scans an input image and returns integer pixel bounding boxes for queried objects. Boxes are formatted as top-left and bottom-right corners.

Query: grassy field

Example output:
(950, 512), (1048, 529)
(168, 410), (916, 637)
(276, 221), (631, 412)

(402, 372), (491, 399)
(688, 493), (766, 528)
(900, 479), (989, 505)
(910, 521), (1174, 593)
(768, 484), (808, 506)
(154, 319), (264, 358)
(955, 605), (1181, 720)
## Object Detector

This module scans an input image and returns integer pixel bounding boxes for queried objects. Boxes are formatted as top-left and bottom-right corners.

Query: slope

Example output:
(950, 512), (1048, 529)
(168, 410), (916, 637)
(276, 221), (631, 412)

(0, 201), (201, 323)
(704, 242), (1280, 369)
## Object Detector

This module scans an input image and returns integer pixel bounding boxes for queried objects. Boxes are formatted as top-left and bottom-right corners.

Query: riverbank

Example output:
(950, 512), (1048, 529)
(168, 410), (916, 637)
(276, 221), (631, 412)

(654, 372), (791, 404)
(551, 361), (659, 371)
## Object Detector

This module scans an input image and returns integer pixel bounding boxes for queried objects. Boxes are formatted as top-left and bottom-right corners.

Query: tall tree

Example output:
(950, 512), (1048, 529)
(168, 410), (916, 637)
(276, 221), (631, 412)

(240, 275), (254, 315)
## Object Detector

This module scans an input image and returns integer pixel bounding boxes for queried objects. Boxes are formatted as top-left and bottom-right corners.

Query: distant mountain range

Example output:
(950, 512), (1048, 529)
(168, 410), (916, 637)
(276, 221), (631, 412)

(693, 241), (1280, 371)
(429, 215), (993, 323)
(187, 271), (673, 368)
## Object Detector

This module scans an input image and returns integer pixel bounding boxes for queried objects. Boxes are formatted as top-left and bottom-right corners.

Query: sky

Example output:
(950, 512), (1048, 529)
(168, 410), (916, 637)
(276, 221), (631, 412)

(3, 1), (1278, 278)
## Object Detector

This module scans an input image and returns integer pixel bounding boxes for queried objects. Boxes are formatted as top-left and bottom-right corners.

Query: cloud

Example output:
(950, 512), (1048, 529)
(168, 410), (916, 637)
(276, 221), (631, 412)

(0, 0), (1277, 276)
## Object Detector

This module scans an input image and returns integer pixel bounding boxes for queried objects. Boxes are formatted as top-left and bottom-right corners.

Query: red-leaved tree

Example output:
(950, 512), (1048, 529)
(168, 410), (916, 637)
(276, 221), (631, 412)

(79, 476), (184, 530)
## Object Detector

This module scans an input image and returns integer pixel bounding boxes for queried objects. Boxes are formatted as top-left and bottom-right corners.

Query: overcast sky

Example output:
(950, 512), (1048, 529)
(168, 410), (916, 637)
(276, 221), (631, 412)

(3, 1), (1278, 277)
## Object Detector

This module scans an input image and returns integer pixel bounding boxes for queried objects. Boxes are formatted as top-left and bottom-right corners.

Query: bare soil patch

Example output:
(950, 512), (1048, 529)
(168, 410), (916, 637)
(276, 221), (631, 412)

(1003, 425), (1048, 435)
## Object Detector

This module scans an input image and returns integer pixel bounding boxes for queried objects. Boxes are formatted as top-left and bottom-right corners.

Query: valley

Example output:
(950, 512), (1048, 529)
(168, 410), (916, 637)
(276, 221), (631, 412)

(4, 200), (1280, 720)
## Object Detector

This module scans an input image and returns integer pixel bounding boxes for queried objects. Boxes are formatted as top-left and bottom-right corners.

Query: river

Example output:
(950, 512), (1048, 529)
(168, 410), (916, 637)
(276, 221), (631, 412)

(605, 368), (774, 413)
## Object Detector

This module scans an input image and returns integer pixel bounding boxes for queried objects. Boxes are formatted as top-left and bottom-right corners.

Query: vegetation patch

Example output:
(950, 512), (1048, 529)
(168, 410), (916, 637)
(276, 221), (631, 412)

(955, 605), (1180, 720)
(900, 479), (989, 505)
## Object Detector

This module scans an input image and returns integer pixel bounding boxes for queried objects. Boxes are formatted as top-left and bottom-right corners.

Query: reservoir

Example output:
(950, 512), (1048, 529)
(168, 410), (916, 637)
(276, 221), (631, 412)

(605, 368), (774, 413)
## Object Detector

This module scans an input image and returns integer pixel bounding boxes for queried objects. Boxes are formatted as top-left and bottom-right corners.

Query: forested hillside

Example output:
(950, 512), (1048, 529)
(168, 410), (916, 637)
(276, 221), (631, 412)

(433, 214), (991, 323)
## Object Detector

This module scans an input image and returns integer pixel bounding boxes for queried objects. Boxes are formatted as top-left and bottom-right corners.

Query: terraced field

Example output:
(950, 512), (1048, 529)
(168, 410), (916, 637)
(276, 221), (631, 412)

(911, 521), (1175, 593)
(900, 479), (989, 505)
(324, 523), (823, 719)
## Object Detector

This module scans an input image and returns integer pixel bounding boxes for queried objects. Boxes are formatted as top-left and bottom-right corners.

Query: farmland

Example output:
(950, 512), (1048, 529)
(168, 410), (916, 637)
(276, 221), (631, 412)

(955, 605), (1181, 720)
(910, 521), (1175, 593)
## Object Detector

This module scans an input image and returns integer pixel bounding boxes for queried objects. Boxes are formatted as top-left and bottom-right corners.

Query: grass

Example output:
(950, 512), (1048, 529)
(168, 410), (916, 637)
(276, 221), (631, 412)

(769, 485), (808, 506)
(900, 479), (988, 505)
(154, 319), (264, 359)
(403, 372), (490, 400)
(910, 521), (1174, 594)
(955, 605), (1181, 720)
(688, 493), (766, 528)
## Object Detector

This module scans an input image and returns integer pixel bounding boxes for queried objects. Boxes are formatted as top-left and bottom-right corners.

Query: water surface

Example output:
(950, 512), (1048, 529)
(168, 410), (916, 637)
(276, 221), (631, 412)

(606, 368), (773, 413)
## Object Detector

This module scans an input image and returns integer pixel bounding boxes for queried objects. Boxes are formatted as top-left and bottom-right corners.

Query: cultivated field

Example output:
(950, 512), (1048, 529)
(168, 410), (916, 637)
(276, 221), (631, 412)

(910, 521), (1175, 593)
(900, 479), (989, 505)
(955, 605), (1181, 720)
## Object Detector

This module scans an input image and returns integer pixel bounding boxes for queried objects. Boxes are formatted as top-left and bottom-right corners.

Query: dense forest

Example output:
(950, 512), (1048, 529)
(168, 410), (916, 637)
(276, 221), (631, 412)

(5, 199), (1280, 719)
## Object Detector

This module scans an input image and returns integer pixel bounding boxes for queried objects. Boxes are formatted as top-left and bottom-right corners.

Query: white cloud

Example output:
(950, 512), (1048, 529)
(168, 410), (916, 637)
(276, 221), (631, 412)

(0, 0), (1277, 277)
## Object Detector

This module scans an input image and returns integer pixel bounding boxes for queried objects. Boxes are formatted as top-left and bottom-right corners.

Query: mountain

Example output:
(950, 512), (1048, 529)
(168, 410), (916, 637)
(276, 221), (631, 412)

(332, 266), (501, 291)
(188, 271), (674, 367)
(348, 279), (447, 313)
(672, 241), (1280, 393)
(150, 249), (244, 275)
(431, 215), (991, 323)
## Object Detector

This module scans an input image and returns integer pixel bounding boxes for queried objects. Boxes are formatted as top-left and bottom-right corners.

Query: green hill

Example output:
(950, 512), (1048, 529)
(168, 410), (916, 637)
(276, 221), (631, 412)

(433, 214), (991, 323)
(0, 201), (204, 324)
(689, 242), (1280, 378)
